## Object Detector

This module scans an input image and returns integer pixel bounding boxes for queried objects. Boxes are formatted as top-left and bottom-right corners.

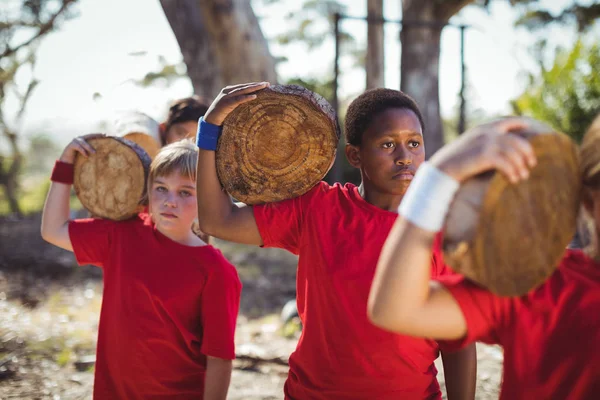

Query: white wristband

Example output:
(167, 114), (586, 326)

(398, 162), (460, 232)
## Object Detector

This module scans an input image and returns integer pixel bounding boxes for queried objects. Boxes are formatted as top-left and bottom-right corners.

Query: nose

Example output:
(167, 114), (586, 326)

(394, 145), (412, 166)
(163, 192), (178, 208)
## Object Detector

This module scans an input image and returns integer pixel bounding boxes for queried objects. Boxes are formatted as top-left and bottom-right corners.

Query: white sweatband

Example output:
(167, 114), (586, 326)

(398, 162), (460, 232)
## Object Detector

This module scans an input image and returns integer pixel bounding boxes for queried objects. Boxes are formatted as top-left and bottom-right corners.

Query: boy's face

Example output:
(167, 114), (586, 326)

(346, 108), (425, 196)
(149, 172), (198, 234)
(166, 121), (198, 145)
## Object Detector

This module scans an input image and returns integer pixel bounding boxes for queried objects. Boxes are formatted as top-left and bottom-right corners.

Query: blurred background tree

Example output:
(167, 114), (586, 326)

(0, 0), (78, 215)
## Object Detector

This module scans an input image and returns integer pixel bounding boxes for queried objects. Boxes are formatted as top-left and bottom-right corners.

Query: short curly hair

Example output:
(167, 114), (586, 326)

(162, 95), (210, 145)
(344, 88), (424, 146)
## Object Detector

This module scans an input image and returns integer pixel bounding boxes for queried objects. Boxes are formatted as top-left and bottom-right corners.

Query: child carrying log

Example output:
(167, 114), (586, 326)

(41, 136), (241, 400)
(196, 82), (476, 400)
(368, 117), (600, 399)
(161, 96), (210, 145)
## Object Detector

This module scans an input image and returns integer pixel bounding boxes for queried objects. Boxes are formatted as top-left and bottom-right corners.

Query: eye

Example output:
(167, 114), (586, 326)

(408, 140), (420, 148)
(179, 190), (192, 197)
(155, 186), (167, 193)
(382, 142), (395, 149)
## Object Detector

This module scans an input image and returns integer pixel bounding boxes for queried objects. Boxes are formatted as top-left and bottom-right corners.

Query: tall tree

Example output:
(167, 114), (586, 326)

(366, 0), (384, 89)
(160, 0), (277, 99)
(400, 0), (473, 157)
(0, 0), (78, 215)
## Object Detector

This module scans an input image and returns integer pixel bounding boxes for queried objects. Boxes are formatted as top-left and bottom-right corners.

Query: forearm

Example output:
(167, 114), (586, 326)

(368, 218), (436, 329)
(196, 148), (236, 233)
(196, 148), (263, 245)
(441, 344), (477, 400)
(41, 180), (73, 251)
(203, 357), (232, 400)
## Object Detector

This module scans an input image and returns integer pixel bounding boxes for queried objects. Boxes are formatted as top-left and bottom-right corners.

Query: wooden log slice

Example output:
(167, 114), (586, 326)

(443, 121), (581, 296)
(580, 114), (600, 186)
(216, 84), (341, 205)
(123, 132), (161, 159)
(74, 136), (151, 221)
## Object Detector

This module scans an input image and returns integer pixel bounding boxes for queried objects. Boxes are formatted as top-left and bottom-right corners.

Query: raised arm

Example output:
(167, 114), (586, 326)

(368, 119), (537, 340)
(196, 82), (270, 245)
(41, 134), (105, 251)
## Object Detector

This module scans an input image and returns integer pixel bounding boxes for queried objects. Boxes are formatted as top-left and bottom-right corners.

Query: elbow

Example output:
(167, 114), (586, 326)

(367, 300), (397, 332)
(40, 225), (54, 245)
(367, 297), (412, 334)
(197, 218), (218, 237)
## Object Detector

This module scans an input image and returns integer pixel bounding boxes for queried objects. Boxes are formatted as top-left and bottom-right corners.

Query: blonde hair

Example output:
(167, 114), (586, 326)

(149, 138), (198, 186)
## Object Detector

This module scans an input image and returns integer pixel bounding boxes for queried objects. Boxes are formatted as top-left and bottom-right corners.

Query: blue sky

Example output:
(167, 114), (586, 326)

(5, 0), (593, 147)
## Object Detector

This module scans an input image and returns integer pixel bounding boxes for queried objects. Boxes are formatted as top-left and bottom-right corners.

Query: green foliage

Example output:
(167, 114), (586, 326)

(513, 2), (600, 32)
(134, 56), (188, 88)
(273, 0), (355, 51)
(511, 40), (600, 143)
(285, 77), (335, 104)
(26, 133), (61, 175)
(0, 178), (49, 215)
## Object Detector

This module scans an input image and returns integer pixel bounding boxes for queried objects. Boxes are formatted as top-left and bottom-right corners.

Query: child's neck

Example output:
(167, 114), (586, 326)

(158, 226), (205, 247)
(358, 182), (404, 212)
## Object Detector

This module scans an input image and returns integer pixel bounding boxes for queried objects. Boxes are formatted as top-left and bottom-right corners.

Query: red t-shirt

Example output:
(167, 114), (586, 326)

(440, 249), (600, 400)
(69, 214), (242, 399)
(254, 182), (453, 400)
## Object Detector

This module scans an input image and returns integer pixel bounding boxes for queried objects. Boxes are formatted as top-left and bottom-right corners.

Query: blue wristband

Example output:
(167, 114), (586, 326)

(196, 117), (222, 151)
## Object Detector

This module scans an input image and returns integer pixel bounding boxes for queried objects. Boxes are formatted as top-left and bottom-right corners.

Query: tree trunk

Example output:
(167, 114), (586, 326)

(160, 0), (277, 99)
(0, 131), (23, 216)
(366, 0), (384, 89)
(400, 0), (473, 157)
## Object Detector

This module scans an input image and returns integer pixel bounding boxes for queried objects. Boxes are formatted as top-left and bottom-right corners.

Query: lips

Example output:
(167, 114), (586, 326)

(160, 212), (178, 219)
(393, 169), (415, 180)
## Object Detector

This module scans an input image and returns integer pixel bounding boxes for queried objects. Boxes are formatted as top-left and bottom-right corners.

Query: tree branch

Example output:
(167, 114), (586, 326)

(0, 0), (77, 59)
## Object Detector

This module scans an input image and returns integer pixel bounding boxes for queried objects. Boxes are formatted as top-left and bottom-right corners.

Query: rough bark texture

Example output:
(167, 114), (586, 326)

(160, 0), (277, 99)
(400, 0), (473, 157)
(366, 0), (384, 89)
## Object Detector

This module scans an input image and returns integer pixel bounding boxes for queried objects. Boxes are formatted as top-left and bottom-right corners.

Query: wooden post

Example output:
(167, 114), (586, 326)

(366, 0), (384, 89)
(331, 12), (343, 183)
(458, 25), (467, 135)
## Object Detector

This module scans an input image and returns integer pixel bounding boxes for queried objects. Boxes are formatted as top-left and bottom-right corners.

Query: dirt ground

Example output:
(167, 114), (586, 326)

(0, 224), (503, 399)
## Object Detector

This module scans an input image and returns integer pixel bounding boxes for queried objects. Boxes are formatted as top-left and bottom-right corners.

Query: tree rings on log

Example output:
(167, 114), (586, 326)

(216, 84), (340, 205)
(74, 136), (151, 221)
(443, 120), (581, 296)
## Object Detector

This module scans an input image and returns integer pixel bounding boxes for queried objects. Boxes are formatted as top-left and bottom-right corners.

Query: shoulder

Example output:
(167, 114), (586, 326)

(112, 214), (152, 235)
(306, 181), (354, 203)
(201, 246), (242, 286)
(561, 248), (593, 266)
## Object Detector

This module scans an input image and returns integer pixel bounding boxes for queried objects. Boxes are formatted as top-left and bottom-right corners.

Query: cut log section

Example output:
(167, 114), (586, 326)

(123, 132), (161, 159)
(74, 136), (151, 221)
(580, 114), (600, 186)
(216, 84), (340, 205)
(443, 119), (581, 296)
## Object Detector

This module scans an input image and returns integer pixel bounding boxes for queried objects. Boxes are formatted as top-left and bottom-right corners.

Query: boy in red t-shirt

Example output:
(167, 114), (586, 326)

(41, 137), (241, 399)
(369, 118), (600, 399)
(195, 82), (476, 399)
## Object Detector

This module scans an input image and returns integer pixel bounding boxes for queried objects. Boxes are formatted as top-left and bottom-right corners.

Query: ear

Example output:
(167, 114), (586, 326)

(345, 144), (361, 169)
(582, 187), (595, 215)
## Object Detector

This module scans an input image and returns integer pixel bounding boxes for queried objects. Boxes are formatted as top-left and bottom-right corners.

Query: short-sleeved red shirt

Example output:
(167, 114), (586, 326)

(69, 214), (242, 399)
(440, 249), (600, 400)
(254, 182), (453, 400)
